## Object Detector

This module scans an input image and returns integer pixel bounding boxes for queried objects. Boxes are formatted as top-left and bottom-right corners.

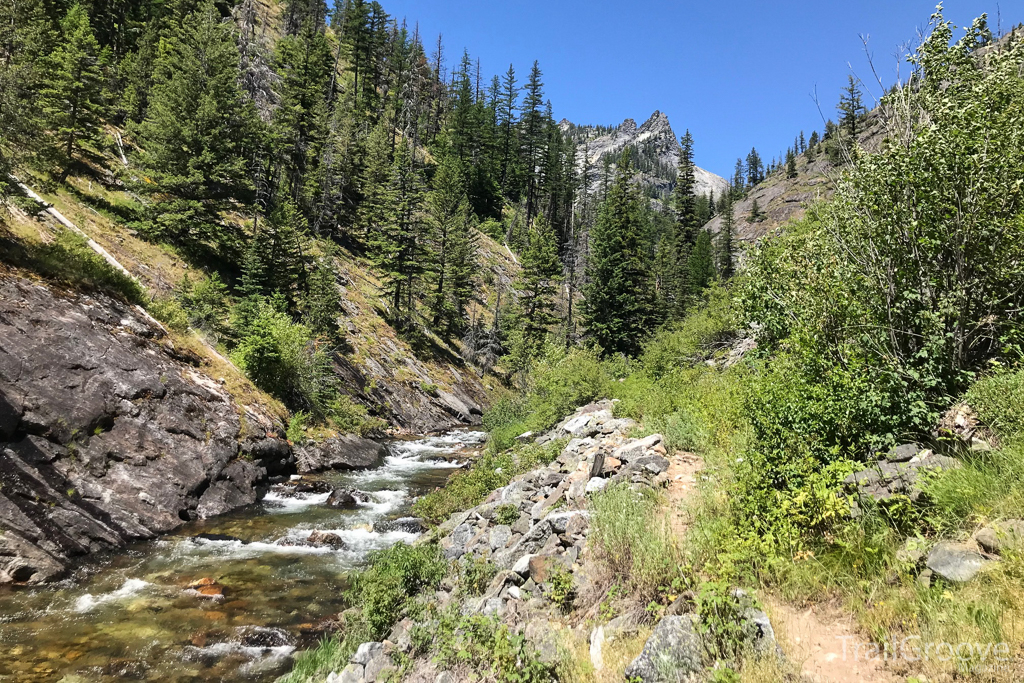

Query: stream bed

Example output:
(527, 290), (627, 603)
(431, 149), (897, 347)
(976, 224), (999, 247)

(0, 431), (486, 682)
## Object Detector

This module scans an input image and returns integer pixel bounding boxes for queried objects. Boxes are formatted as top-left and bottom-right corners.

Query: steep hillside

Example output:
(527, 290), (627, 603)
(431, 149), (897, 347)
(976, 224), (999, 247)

(1, 164), (513, 434)
(562, 111), (729, 201)
(702, 110), (886, 246)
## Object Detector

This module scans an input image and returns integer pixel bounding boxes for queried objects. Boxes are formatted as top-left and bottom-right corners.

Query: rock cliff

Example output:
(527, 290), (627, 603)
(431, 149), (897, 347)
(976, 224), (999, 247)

(0, 275), (296, 584)
(563, 111), (730, 201)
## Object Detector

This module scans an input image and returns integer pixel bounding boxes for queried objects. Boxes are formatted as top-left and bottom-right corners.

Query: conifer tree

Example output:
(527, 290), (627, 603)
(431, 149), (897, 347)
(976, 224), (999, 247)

(302, 245), (342, 340)
(786, 148), (798, 178)
(369, 138), (425, 320)
(687, 229), (716, 293)
(134, 1), (258, 250)
(39, 4), (108, 182)
(426, 154), (477, 333)
(745, 147), (764, 187)
(520, 61), (547, 225)
(838, 75), (866, 137)
(799, 131), (806, 153)
(513, 214), (562, 355)
(0, 0), (52, 182)
(731, 158), (745, 199)
(498, 64), (520, 198)
(582, 153), (659, 356)
(717, 198), (735, 280)
(749, 197), (765, 222)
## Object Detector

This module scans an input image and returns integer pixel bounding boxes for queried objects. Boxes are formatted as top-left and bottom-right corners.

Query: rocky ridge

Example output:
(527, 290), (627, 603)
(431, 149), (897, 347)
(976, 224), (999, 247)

(0, 274), (384, 584)
(322, 401), (781, 683)
(562, 111), (730, 202)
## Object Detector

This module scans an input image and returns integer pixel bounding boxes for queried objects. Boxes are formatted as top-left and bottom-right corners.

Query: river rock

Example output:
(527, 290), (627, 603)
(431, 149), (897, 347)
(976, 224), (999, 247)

(625, 614), (703, 682)
(295, 435), (387, 474)
(0, 277), (288, 584)
(326, 488), (371, 509)
(926, 542), (991, 583)
(307, 531), (347, 549)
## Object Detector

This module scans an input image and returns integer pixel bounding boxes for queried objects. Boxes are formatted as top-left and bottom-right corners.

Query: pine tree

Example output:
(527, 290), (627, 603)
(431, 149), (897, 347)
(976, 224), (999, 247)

(520, 60), (547, 225)
(369, 137), (425, 320)
(39, 4), (108, 182)
(731, 158), (745, 199)
(798, 131), (806, 153)
(302, 244), (342, 340)
(426, 153), (477, 333)
(687, 229), (716, 293)
(582, 153), (659, 356)
(0, 0), (52, 182)
(134, 1), (258, 250)
(749, 198), (765, 222)
(513, 214), (562, 355)
(498, 63), (520, 199)
(716, 199), (735, 280)
(745, 147), (764, 187)
(786, 148), (798, 178)
(838, 75), (866, 137)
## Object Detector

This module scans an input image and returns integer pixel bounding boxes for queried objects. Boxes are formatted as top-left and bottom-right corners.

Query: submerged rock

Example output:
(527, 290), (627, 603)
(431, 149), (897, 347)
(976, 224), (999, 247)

(326, 488), (372, 509)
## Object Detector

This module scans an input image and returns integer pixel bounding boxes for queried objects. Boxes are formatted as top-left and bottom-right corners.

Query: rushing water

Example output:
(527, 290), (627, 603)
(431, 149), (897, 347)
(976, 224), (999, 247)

(0, 432), (486, 682)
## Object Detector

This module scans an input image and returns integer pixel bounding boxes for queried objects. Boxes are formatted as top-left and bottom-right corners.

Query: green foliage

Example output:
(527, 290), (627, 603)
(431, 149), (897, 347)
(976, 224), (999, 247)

(458, 556), (498, 596)
(548, 565), (576, 612)
(510, 214), (563, 359)
(964, 366), (1024, 439)
(38, 3), (108, 182)
(695, 580), (748, 665)
(345, 542), (447, 639)
(484, 342), (612, 451)
(176, 271), (229, 338)
(427, 609), (553, 683)
(589, 483), (679, 605)
(2, 229), (144, 305)
(687, 229), (716, 293)
(582, 153), (661, 357)
(286, 410), (310, 444)
(494, 503), (520, 526)
(133, 1), (257, 251)
(412, 440), (561, 524)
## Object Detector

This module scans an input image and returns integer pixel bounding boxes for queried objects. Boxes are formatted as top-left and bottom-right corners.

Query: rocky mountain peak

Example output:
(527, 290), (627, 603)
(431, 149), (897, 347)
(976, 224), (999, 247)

(566, 111), (729, 202)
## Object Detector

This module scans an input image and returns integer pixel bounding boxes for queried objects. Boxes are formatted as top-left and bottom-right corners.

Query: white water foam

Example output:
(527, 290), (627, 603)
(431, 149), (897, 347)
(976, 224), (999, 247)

(262, 490), (331, 513)
(74, 578), (151, 613)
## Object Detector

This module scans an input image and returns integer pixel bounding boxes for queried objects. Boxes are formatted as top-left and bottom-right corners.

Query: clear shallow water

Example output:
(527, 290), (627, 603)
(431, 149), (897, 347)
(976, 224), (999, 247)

(0, 431), (485, 682)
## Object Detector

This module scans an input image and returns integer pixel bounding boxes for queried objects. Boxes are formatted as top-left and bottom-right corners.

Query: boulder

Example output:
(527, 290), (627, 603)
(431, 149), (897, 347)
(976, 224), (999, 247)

(624, 615), (703, 683)
(307, 531), (347, 549)
(295, 435), (387, 474)
(585, 477), (608, 494)
(524, 619), (560, 665)
(926, 542), (991, 583)
(326, 488), (371, 509)
(974, 520), (1024, 555)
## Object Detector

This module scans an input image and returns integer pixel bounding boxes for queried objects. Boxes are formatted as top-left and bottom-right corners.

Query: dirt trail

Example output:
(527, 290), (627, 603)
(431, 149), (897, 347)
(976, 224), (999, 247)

(664, 449), (895, 683)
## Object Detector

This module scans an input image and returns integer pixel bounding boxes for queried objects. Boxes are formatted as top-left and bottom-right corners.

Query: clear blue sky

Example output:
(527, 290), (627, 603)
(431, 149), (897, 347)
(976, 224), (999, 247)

(380, 0), (1013, 178)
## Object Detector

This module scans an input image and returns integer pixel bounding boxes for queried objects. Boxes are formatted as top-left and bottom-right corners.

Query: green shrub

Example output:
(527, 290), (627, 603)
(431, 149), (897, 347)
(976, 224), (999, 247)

(458, 556), (498, 596)
(345, 543), (447, 639)
(964, 366), (1024, 440)
(548, 565), (576, 612)
(494, 503), (519, 526)
(176, 271), (230, 338)
(428, 609), (552, 683)
(484, 342), (611, 451)
(286, 411), (310, 444)
(412, 440), (562, 524)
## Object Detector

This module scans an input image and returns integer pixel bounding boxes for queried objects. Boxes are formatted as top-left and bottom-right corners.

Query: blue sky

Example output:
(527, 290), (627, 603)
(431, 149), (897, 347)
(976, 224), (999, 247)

(379, 0), (1012, 178)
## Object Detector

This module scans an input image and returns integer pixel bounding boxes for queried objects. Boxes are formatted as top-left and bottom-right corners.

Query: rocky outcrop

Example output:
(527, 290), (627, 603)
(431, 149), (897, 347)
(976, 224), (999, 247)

(0, 276), (290, 584)
(563, 112), (729, 202)
(295, 435), (388, 474)
(843, 443), (960, 516)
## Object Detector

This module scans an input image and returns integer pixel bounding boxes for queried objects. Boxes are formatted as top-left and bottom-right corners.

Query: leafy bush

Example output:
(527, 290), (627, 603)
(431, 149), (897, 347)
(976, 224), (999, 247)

(548, 565), (576, 612)
(485, 342), (611, 451)
(458, 555), (498, 596)
(345, 542), (447, 639)
(286, 410), (310, 444)
(494, 503), (519, 526)
(427, 609), (552, 683)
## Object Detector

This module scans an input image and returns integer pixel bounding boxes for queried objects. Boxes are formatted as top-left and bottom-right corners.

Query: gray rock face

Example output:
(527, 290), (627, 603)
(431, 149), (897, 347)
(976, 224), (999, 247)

(624, 615), (703, 683)
(844, 445), (961, 514)
(0, 278), (290, 584)
(926, 542), (990, 583)
(295, 435), (387, 474)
